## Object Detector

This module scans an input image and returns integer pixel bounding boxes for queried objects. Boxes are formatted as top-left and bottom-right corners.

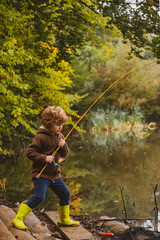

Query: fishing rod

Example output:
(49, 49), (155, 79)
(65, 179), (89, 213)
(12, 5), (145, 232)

(36, 59), (159, 179)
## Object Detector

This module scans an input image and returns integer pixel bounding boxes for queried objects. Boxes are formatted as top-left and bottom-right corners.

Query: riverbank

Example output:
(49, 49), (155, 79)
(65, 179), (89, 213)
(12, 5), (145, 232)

(0, 199), (160, 240)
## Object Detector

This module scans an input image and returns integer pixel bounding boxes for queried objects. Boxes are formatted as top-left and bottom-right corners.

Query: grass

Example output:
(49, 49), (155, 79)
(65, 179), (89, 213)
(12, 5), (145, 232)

(87, 106), (145, 133)
(85, 106), (148, 148)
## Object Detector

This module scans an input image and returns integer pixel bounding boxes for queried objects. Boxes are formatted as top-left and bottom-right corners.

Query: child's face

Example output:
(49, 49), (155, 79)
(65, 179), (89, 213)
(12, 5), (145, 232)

(50, 123), (63, 134)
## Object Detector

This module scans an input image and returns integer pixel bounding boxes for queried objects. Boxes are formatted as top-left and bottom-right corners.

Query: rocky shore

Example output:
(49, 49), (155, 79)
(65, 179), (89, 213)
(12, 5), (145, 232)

(0, 199), (160, 240)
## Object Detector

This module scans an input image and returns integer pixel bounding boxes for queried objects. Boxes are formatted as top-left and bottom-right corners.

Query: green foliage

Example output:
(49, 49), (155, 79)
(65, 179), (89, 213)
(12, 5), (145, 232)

(96, 42), (160, 116)
(88, 107), (127, 129)
(69, 42), (115, 111)
(128, 106), (144, 125)
(0, 0), (115, 155)
(0, 178), (7, 194)
(70, 41), (160, 117)
(86, 106), (146, 148)
(47, 0), (112, 61)
(97, 0), (160, 59)
(0, 0), (159, 156)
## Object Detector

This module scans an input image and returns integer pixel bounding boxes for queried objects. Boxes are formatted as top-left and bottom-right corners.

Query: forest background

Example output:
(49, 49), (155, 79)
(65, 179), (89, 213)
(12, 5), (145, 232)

(0, 0), (160, 158)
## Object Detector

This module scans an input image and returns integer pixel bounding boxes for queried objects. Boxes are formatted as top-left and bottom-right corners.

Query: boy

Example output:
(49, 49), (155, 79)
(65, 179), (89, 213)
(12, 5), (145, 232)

(12, 106), (80, 230)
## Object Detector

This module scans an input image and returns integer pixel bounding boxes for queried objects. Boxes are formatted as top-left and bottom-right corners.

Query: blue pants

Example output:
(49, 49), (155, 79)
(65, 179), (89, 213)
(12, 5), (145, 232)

(26, 178), (70, 209)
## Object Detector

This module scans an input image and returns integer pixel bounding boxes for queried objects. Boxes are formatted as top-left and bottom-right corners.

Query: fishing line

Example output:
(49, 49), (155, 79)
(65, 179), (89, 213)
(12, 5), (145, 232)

(36, 58), (159, 178)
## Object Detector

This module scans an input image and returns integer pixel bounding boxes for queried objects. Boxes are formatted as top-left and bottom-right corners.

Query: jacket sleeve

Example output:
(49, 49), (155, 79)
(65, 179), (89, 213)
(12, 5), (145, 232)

(57, 133), (69, 157)
(26, 136), (46, 164)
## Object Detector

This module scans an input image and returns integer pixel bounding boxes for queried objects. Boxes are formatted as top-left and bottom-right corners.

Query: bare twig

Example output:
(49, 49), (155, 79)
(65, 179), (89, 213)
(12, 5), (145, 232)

(96, 217), (152, 222)
(119, 186), (128, 219)
(153, 184), (158, 231)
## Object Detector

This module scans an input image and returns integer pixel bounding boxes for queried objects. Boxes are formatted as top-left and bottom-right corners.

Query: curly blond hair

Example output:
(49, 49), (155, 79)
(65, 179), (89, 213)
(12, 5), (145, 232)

(41, 106), (68, 129)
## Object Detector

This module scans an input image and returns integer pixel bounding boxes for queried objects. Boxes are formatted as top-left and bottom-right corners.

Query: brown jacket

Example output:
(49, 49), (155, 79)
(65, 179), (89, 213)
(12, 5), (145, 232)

(26, 127), (69, 181)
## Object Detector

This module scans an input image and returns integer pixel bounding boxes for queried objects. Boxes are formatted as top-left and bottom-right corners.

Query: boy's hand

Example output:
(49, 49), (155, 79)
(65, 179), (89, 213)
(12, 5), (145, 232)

(58, 139), (66, 147)
(45, 155), (55, 164)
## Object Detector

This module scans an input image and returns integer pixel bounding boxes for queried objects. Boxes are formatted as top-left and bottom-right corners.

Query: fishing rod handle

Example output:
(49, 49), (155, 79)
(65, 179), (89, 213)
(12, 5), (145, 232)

(36, 164), (47, 179)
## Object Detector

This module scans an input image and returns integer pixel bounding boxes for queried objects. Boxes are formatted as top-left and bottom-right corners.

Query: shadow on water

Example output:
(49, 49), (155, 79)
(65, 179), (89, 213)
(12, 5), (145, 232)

(1, 128), (160, 230)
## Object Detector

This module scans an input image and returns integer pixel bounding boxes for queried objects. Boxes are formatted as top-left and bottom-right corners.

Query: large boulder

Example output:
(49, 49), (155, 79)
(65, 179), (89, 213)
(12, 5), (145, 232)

(100, 216), (129, 234)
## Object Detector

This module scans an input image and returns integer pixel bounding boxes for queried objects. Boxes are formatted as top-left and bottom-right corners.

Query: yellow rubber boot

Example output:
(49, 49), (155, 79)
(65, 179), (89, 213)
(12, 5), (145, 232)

(57, 204), (80, 227)
(12, 203), (32, 230)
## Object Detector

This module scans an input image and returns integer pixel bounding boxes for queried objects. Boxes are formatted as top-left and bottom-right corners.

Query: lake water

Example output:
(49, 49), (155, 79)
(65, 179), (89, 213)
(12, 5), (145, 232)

(1, 129), (160, 230)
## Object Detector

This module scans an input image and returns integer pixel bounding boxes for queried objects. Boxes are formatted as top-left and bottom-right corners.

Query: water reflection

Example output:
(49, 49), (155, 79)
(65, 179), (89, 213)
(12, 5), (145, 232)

(0, 155), (33, 203)
(1, 129), (160, 230)
(66, 130), (160, 230)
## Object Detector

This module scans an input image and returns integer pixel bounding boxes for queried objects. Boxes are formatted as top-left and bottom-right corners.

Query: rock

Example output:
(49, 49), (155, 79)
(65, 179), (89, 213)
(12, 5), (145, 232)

(100, 216), (116, 220)
(22, 210), (55, 240)
(118, 227), (160, 240)
(135, 234), (150, 240)
(101, 216), (129, 234)
(0, 218), (15, 240)
(0, 205), (35, 240)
